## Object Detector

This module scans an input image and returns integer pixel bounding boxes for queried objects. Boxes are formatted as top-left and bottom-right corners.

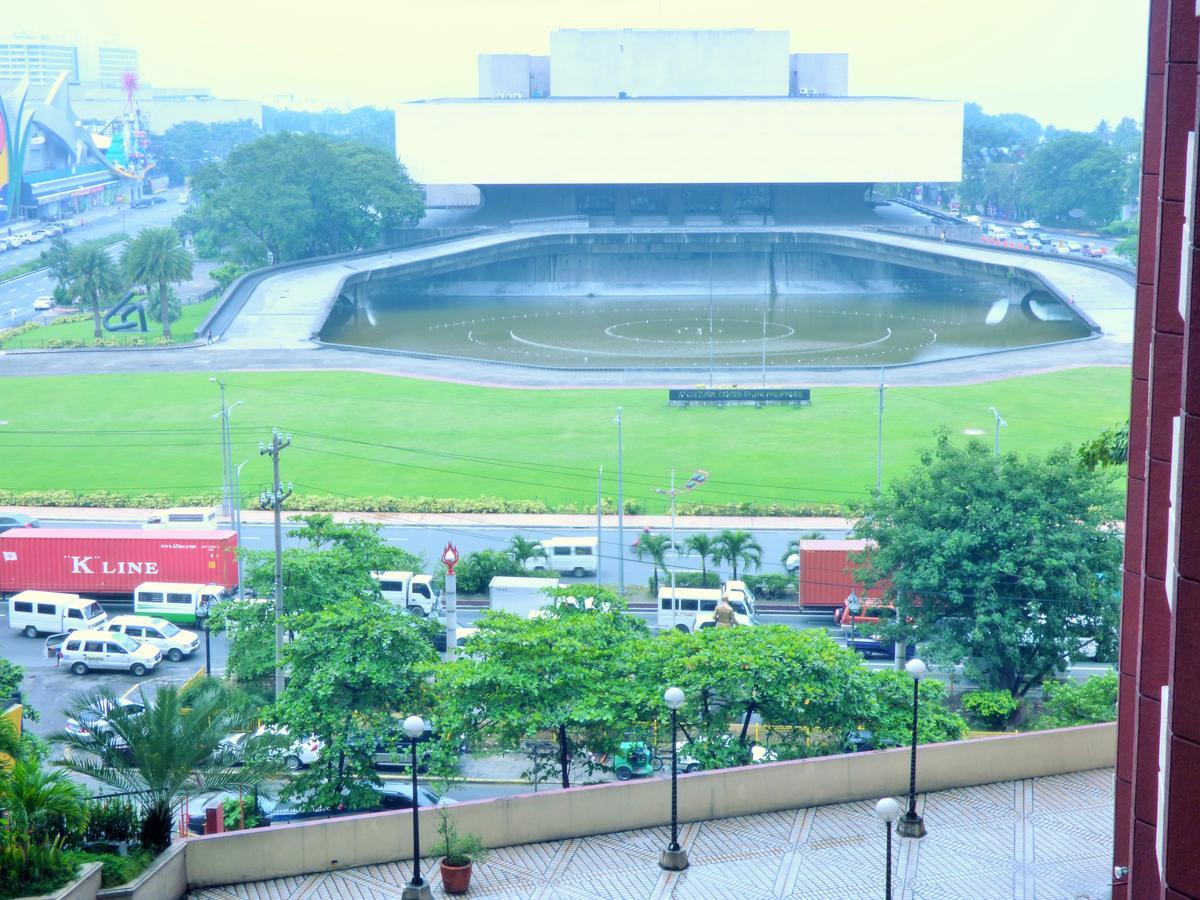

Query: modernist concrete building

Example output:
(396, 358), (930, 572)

(395, 29), (962, 223)
(0, 38), (138, 86)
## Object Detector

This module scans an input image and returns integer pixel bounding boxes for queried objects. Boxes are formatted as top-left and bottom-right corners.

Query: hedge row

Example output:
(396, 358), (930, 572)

(0, 490), (845, 518)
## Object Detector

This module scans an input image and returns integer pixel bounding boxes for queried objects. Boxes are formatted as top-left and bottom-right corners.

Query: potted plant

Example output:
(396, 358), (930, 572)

(434, 809), (487, 894)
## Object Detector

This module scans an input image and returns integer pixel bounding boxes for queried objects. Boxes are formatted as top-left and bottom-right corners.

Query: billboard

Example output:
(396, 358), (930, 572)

(394, 97), (963, 186)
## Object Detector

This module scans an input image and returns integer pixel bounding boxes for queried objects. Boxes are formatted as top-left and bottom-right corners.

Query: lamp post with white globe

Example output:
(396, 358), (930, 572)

(875, 797), (901, 899)
(896, 658), (928, 839)
(401, 715), (432, 900)
(659, 686), (689, 871)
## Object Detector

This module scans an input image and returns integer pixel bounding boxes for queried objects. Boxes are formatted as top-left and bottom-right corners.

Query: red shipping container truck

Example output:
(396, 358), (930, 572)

(0, 529), (239, 596)
(796, 539), (886, 614)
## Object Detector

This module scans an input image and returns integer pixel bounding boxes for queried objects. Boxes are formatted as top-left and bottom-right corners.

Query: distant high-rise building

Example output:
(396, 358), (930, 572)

(0, 38), (138, 86)
(0, 40), (79, 85)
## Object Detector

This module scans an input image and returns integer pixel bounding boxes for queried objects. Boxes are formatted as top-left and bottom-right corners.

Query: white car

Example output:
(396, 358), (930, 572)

(675, 737), (777, 773)
(1066, 240), (1083, 252)
(964, 214), (982, 225)
(784, 553), (800, 574)
(59, 629), (162, 676)
(1021, 219), (1040, 229)
(1053, 243), (1073, 255)
(104, 615), (199, 661)
(64, 698), (146, 739)
(255, 725), (323, 770)
(33, 296), (55, 310)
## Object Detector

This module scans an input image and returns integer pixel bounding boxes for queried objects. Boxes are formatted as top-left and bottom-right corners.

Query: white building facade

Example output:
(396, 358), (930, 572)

(396, 29), (962, 223)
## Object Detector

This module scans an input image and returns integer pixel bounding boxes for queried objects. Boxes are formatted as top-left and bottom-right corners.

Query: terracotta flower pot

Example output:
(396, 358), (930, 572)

(440, 859), (473, 894)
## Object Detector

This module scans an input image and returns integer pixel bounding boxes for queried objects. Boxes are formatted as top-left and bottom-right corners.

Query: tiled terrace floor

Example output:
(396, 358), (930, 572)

(190, 768), (1113, 900)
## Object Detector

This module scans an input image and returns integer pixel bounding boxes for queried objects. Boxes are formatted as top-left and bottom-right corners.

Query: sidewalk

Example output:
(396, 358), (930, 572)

(19, 506), (855, 532)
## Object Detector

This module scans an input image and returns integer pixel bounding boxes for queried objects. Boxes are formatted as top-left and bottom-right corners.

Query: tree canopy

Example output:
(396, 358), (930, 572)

(852, 432), (1123, 697)
(180, 132), (424, 265)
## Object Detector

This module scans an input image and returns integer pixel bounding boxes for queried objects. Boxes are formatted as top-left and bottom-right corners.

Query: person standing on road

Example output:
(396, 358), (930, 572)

(714, 592), (736, 628)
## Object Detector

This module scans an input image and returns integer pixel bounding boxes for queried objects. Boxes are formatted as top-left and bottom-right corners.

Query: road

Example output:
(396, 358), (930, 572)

(0, 190), (187, 328)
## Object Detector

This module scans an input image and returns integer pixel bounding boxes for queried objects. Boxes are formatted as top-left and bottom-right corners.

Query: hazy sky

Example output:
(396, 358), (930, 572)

(13, 0), (1148, 131)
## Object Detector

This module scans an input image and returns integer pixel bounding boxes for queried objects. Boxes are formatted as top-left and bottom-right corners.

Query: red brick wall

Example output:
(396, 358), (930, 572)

(1116, 1), (1200, 897)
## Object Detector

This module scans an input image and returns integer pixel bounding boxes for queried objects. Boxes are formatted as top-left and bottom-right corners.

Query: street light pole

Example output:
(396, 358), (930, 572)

(210, 378), (231, 520)
(401, 715), (432, 900)
(989, 406), (1007, 456)
(655, 470), (709, 629)
(896, 658), (928, 839)
(596, 465), (603, 587)
(615, 408), (624, 594)
(875, 798), (901, 899)
(876, 368), (886, 494)
(659, 686), (688, 871)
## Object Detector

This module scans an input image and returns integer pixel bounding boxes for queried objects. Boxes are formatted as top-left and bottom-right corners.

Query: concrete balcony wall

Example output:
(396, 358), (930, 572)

(184, 723), (1115, 889)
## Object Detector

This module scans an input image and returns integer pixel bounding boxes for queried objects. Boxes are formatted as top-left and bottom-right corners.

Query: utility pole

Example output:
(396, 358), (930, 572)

(596, 465), (603, 587)
(615, 408), (625, 593)
(876, 367), (886, 494)
(259, 430), (292, 700)
(708, 253), (715, 388)
(234, 460), (247, 600)
(655, 469), (708, 630)
(211, 378), (231, 520)
(989, 406), (1007, 456)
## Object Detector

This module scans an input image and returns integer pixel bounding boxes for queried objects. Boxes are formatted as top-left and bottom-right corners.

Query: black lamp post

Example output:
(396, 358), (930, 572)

(659, 686), (689, 871)
(197, 609), (212, 677)
(875, 797), (901, 898)
(401, 715), (432, 900)
(896, 658), (928, 839)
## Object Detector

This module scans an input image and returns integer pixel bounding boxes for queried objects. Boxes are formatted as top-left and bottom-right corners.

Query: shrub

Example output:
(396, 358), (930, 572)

(1036, 671), (1118, 729)
(220, 795), (266, 831)
(961, 690), (1021, 729)
(61, 849), (154, 888)
(83, 798), (142, 845)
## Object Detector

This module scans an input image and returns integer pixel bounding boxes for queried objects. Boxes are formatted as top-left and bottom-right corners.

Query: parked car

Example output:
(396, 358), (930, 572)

(64, 698), (146, 740)
(104, 615), (199, 661)
(675, 735), (777, 773)
(58, 629), (162, 676)
(0, 512), (39, 533)
(254, 725), (322, 770)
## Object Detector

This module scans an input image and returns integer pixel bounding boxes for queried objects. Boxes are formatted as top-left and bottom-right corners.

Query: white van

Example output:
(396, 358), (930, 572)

(104, 615), (199, 661)
(656, 583), (758, 633)
(527, 537), (598, 578)
(8, 591), (108, 637)
(133, 582), (227, 625)
(373, 571), (439, 617)
(144, 507), (221, 529)
(59, 629), (161, 676)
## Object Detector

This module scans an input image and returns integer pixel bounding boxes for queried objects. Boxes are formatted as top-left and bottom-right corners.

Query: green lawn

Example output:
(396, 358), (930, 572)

(0, 367), (1130, 511)
(1, 296), (216, 349)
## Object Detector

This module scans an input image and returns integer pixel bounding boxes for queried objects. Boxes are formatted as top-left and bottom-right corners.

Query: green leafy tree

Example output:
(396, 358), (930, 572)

(0, 659), (36, 721)
(122, 227), (193, 339)
(1079, 422), (1129, 470)
(39, 237), (74, 293)
(715, 529), (763, 581)
(67, 243), (124, 339)
(434, 596), (650, 788)
(507, 535), (545, 569)
(52, 682), (277, 851)
(1037, 671), (1118, 729)
(270, 597), (436, 813)
(961, 689), (1022, 729)
(181, 132), (423, 265)
(436, 548), (532, 594)
(682, 533), (721, 587)
(853, 432), (1123, 697)
(150, 119), (262, 186)
(1019, 133), (1128, 226)
(633, 531), (672, 595)
(218, 514), (423, 682)
(861, 670), (967, 747)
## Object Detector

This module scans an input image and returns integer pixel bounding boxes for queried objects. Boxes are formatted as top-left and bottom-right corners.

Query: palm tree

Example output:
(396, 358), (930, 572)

(1, 755), (88, 844)
(123, 226), (193, 340)
(683, 533), (721, 587)
(715, 530), (763, 581)
(52, 682), (277, 852)
(507, 535), (546, 569)
(633, 531), (672, 595)
(67, 243), (124, 339)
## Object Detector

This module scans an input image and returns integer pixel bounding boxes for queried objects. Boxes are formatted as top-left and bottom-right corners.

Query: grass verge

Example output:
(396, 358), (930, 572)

(1, 296), (215, 349)
(0, 367), (1130, 511)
